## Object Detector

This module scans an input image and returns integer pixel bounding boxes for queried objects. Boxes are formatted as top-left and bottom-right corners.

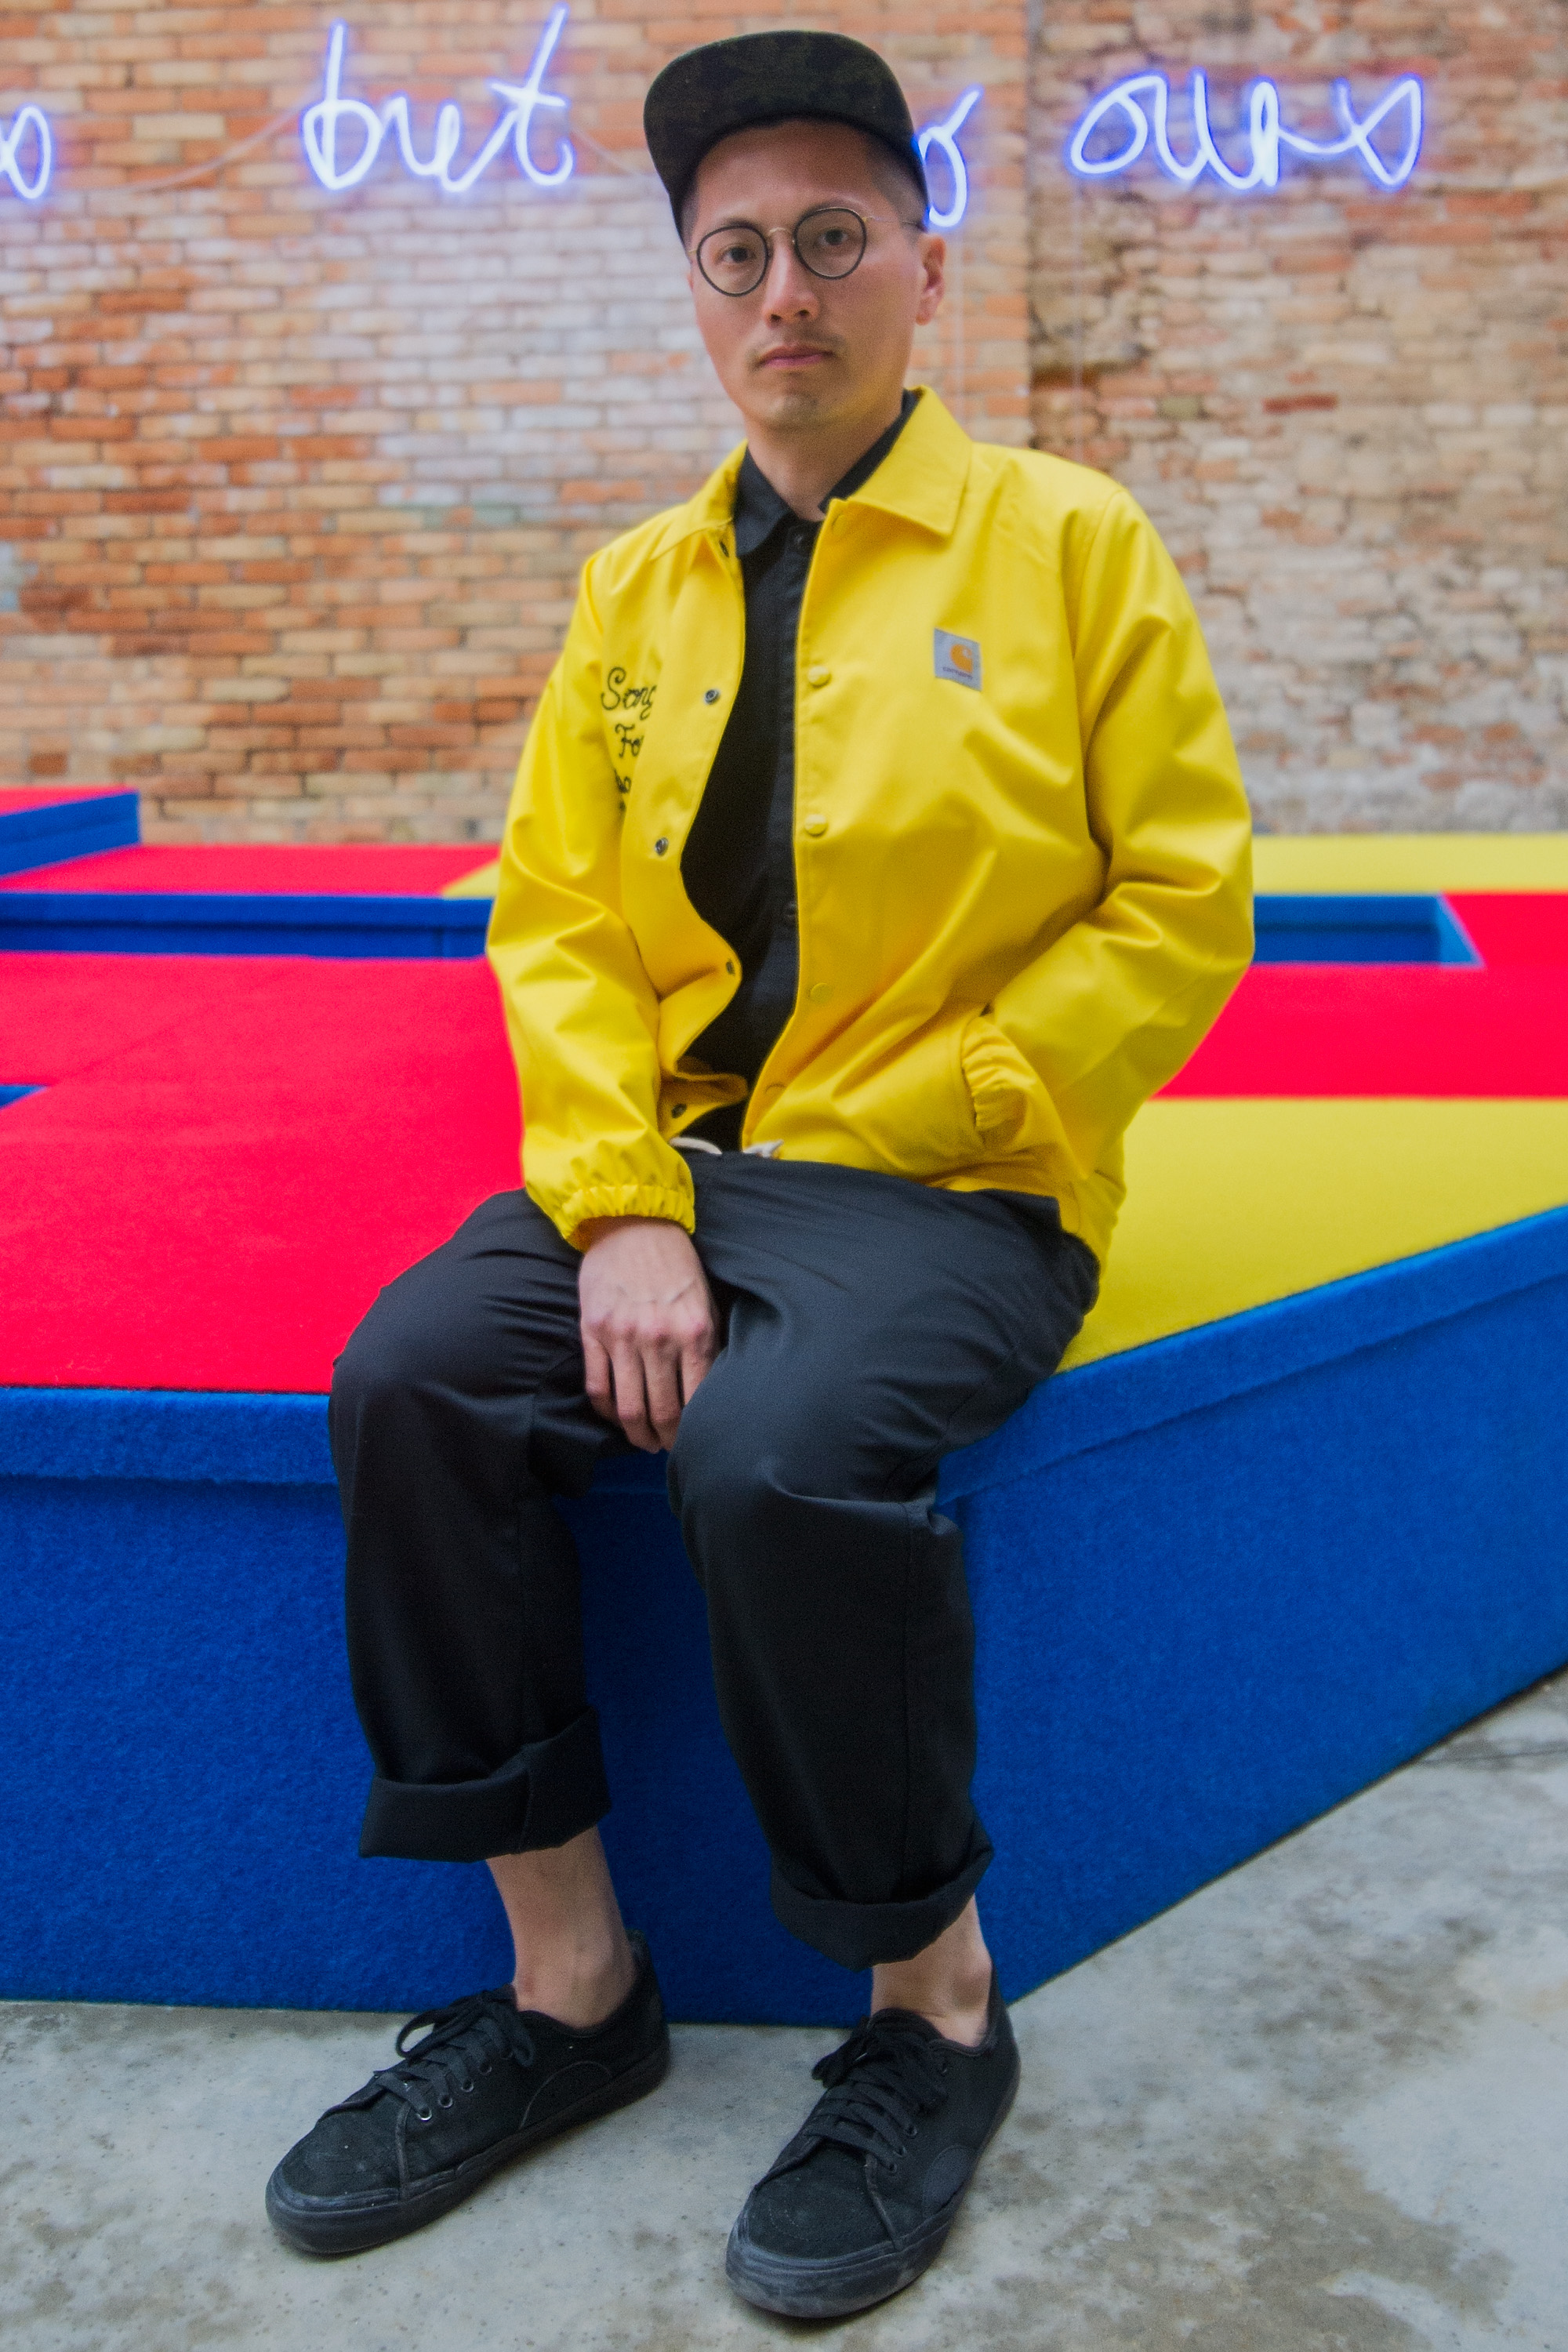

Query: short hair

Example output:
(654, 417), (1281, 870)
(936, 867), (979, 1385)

(680, 122), (927, 249)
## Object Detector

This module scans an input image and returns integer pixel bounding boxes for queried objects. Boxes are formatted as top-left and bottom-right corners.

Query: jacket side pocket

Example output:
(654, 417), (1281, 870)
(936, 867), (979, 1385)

(960, 1011), (1048, 1152)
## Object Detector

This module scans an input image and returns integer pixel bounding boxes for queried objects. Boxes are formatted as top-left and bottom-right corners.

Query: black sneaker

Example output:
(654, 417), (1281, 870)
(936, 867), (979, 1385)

(726, 1973), (1019, 2319)
(266, 1931), (669, 2256)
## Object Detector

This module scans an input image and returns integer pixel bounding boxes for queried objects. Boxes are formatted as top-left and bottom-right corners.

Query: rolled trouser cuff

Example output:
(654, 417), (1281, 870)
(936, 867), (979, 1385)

(769, 1828), (994, 1972)
(358, 1706), (611, 1863)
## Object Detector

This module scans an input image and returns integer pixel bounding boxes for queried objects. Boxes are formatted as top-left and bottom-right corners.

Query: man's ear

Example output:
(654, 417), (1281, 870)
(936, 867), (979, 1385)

(915, 234), (946, 328)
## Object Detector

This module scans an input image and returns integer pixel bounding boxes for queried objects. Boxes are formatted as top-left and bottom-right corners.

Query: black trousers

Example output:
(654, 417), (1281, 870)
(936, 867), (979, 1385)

(331, 1156), (1098, 1973)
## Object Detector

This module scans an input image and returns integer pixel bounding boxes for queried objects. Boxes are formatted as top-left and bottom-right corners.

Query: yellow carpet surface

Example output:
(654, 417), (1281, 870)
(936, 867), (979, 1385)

(1253, 834), (1568, 895)
(442, 859), (502, 898)
(1066, 1097), (1568, 1367)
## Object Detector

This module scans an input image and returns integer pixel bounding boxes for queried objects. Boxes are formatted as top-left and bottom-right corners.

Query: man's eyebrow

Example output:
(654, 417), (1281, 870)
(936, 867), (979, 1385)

(702, 198), (866, 228)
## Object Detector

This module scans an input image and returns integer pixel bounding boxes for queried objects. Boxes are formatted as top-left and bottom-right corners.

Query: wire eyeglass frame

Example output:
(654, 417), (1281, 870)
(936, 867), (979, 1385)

(692, 203), (924, 299)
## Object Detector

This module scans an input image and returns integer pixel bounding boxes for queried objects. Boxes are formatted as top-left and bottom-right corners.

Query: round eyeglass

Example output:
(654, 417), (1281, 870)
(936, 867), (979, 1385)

(694, 205), (906, 299)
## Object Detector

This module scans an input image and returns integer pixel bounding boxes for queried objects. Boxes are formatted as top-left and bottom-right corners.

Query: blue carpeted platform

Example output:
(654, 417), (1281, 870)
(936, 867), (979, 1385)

(0, 887), (1475, 964)
(0, 789), (139, 877)
(5, 1209), (1565, 2024)
(0, 891), (489, 957)
(1251, 892), (1481, 964)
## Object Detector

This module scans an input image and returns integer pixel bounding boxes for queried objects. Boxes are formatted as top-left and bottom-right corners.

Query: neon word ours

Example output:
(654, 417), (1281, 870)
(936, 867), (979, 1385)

(1068, 72), (1423, 194)
(302, 12), (574, 195)
(0, 103), (52, 201)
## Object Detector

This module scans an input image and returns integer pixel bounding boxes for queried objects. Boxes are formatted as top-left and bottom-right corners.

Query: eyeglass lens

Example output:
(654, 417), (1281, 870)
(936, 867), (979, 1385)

(696, 207), (868, 297)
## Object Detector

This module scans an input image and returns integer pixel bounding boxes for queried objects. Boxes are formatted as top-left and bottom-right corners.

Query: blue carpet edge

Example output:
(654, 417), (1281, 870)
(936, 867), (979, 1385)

(0, 890), (490, 957)
(0, 792), (140, 878)
(5, 1203), (1565, 1491)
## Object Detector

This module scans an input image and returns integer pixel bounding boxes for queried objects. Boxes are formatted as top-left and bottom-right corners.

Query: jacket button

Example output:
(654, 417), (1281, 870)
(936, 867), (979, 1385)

(806, 664), (831, 688)
(808, 982), (833, 1003)
(672, 1104), (685, 1116)
(802, 815), (827, 837)
(654, 837), (669, 855)
(704, 688), (720, 704)
(725, 959), (736, 974)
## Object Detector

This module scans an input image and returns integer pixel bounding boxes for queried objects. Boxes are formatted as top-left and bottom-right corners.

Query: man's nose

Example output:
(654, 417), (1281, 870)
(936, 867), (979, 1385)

(760, 236), (820, 320)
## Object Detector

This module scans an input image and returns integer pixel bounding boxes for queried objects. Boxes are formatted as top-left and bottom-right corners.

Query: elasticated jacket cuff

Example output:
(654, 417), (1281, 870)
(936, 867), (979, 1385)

(555, 1181), (695, 1251)
(769, 1829), (993, 1972)
(358, 1706), (611, 1864)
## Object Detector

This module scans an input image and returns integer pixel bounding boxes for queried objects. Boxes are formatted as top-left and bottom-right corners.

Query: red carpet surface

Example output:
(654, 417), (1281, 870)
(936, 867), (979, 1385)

(0, 954), (518, 1391)
(4, 891), (1566, 1394)
(0, 844), (496, 895)
(0, 787), (126, 815)
(1167, 898), (1568, 1098)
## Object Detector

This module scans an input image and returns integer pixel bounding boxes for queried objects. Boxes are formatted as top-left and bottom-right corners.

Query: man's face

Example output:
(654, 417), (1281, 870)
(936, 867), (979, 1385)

(684, 119), (945, 443)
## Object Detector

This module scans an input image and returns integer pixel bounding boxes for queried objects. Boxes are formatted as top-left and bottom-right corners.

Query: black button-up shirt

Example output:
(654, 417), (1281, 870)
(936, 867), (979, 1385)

(681, 392), (917, 1149)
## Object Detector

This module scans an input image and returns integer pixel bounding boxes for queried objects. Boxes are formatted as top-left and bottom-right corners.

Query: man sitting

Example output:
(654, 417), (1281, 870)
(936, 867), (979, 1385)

(266, 29), (1253, 2319)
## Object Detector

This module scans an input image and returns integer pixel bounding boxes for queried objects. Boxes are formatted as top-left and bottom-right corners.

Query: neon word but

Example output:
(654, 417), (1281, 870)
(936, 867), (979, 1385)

(918, 88), (982, 230)
(1067, 72), (1423, 194)
(0, 103), (52, 201)
(2, 38), (982, 222)
(302, 12), (573, 195)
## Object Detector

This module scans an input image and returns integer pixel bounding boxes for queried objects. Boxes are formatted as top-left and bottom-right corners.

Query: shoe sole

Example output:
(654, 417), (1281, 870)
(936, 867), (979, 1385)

(266, 2031), (671, 2258)
(724, 2047), (1019, 2321)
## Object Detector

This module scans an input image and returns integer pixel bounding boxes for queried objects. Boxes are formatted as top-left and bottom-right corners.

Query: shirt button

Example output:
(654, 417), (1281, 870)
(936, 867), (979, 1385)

(801, 815), (827, 837)
(808, 982), (833, 1003)
(654, 837), (669, 855)
(704, 688), (720, 704)
(806, 664), (831, 688)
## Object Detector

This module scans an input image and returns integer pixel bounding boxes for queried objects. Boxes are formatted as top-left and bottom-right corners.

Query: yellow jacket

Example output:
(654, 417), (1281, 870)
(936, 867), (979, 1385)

(489, 391), (1252, 1261)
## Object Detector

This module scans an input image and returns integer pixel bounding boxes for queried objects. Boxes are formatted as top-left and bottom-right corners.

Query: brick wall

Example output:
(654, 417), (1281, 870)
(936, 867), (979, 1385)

(0, 2), (1025, 840)
(1032, 2), (1568, 833)
(0, 1), (1562, 837)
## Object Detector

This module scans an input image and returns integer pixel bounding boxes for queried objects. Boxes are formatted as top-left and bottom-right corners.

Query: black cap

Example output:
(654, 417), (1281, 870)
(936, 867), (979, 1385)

(644, 31), (927, 227)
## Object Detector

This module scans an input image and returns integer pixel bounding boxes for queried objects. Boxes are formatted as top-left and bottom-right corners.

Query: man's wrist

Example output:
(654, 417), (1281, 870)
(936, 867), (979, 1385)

(576, 1214), (683, 1251)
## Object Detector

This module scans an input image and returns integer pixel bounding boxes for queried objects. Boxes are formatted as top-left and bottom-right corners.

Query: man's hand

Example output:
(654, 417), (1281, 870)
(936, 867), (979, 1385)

(577, 1217), (718, 1452)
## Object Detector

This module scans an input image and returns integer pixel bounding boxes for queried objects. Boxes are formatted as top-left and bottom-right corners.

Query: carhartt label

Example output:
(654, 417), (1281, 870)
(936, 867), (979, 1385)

(934, 629), (982, 689)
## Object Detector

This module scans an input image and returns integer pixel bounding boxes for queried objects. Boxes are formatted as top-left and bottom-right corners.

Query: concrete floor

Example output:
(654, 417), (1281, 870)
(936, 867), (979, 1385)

(7, 1675), (1568, 2351)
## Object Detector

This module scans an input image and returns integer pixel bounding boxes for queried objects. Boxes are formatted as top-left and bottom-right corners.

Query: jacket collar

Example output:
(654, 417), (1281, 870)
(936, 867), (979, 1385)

(731, 389), (919, 557)
(644, 387), (972, 560)
(645, 445), (745, 560)
(835, 388), (971, 538)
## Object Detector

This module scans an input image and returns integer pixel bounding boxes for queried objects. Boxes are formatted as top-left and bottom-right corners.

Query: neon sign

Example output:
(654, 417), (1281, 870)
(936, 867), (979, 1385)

(301, 13), (574, 194)
(0, 103), (52, 201)
(1067, 72), (1423, 193)
(2, 31), (982, 223)
(918, 89), (982, 230)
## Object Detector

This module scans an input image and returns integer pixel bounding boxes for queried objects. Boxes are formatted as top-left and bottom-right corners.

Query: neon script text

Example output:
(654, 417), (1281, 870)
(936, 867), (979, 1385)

(4, 31), (982, 220)
(0, 104), (51, 201)
(1067, 72), (1423, 194)
(918, 89), (982, 230)
(302, 12), (573, 195)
